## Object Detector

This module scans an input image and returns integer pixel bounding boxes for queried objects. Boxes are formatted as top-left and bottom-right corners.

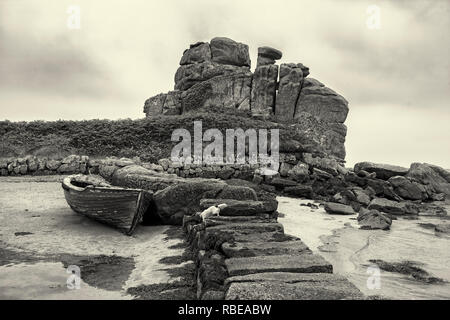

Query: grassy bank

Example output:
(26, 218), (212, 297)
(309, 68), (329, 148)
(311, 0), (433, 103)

(1, 110), (322, 163)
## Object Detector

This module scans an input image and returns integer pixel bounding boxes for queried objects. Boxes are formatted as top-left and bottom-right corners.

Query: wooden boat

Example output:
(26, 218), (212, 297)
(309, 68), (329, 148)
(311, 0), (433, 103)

(62, 175), (152, 235)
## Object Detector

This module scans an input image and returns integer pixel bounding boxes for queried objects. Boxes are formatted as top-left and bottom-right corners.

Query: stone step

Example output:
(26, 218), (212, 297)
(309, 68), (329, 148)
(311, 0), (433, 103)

(225, 272), (364, 300)
(199, 223), (286, 250)
(203, 215), (276, 227)
(232, 231), (299, 243)
(200, 198), (278, 216)
(225, 254), (333, 276)
(188, 222), (296, 250)
(221, 240), (311, 258)
(205, 222), (284, 233)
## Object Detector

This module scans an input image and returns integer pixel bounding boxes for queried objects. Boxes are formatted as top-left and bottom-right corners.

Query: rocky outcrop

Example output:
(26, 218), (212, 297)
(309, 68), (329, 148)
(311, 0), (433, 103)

(175, 62), (250, 91)
(256, 46), (282, 67)
(181, 72), (252, 113)
(250, 64), (278, 117)
(294, 78), (348, 124)
(210, 37), (251, 67)
(180, 42), (211, 65)
(143, 91), (182, 117)
(250, 46), (282, 118)
(142, 37), (350, 160)
(292, 112), (347, 159)
(275, 64), (304, 122)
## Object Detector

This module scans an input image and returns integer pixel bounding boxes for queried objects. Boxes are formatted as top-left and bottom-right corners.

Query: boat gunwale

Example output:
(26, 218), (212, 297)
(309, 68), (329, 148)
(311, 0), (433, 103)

(62, 176), (144, 193)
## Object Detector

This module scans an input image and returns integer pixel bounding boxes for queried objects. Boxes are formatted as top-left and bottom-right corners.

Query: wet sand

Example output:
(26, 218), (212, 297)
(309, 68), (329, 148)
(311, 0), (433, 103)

(0, 176), (193, 300)
(277, 196), (450, 300)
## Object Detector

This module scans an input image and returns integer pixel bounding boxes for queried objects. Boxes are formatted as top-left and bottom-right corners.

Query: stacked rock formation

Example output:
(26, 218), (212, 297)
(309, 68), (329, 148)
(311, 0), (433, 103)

(143, 37), (349, 159)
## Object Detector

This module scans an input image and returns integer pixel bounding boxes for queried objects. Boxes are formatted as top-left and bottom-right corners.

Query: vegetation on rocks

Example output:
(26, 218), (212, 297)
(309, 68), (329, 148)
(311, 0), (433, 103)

(0, 109), (322, 163)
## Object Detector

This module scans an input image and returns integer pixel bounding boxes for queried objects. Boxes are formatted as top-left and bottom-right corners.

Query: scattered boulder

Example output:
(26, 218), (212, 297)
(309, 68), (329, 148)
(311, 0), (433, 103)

(302, 153), (338, 176)
(417, 203), (447, 217)
(267, 177), (297, 189)
(358, 209), (392, 230)
(352, 188), (371, 206)
(324, 202), (356, 215)
(354, 162), (408, 180)
(406, 163), (450, 196)
(368, 198), (418, 215)
(287, 162), (309, 182)
(388, 176), (427, 200)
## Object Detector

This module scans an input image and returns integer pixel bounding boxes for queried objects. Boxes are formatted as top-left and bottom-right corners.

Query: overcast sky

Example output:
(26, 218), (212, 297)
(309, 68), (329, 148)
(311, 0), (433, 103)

(0, 0), (449, 168)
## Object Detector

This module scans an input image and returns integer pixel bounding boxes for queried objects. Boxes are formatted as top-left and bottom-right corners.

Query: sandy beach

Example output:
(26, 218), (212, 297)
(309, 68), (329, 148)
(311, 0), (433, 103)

(0, 176), (195, 300)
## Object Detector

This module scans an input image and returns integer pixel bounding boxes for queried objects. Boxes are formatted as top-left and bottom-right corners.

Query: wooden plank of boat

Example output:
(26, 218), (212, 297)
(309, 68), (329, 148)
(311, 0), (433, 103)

(62, 175), (152, 235)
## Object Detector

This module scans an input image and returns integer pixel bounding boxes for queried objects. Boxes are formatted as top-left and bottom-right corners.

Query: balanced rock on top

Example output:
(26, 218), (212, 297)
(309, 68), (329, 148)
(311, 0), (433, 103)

(257, 46), (282, 66)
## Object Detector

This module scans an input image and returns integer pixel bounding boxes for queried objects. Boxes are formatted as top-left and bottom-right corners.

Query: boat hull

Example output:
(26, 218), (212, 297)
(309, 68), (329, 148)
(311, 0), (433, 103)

(62, 176), (152, 235)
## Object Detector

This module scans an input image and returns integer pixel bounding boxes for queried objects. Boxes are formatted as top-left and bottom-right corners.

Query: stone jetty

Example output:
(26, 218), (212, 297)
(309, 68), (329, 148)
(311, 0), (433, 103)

(182, 196), (364, 300)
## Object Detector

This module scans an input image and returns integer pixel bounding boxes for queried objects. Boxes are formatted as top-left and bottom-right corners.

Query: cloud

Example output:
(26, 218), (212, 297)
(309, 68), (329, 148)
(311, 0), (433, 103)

(0, 1), (125, 99)
(0, 33), (110, 98)
(0, 0), (448, 166)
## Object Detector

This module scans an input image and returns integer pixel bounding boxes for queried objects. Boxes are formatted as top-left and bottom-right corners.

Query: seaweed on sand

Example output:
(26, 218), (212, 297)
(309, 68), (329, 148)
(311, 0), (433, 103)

(368, 259), (446, 284)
